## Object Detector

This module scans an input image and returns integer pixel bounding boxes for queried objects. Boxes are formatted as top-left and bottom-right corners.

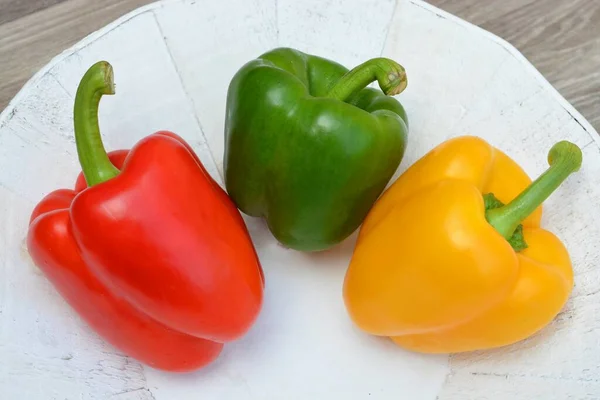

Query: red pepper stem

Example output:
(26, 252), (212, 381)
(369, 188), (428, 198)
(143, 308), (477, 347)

(74, 61), (119, 187)
(486, 141), (582, 239)
(326, 58), (407, 102)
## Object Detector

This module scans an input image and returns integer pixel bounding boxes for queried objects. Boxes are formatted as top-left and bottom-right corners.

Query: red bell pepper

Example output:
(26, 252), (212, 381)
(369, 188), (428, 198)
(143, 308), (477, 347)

(27, 61), (265, 372)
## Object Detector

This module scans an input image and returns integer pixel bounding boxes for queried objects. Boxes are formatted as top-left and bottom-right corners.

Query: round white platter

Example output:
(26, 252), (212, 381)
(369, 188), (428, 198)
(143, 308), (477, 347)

(0, 0), (598, 399)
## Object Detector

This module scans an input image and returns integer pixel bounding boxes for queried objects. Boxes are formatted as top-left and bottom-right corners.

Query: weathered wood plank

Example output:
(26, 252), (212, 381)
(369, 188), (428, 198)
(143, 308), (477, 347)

(0, 0), (151, 109)
(0, 0), (66, 24)
(429, 0), (600, 130)
(0, 0), (598, 130)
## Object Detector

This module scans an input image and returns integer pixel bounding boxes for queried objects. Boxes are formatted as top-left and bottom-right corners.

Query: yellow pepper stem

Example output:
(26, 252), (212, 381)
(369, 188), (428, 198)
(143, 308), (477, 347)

(486, 141), (582, 241)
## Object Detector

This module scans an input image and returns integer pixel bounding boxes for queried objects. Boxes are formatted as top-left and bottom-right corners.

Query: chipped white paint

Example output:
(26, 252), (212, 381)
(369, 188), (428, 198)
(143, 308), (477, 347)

(0, 0), (598, 398)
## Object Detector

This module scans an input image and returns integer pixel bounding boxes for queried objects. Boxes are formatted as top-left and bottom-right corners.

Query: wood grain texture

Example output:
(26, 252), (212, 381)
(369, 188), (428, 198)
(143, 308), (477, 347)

(0, 0), (65, 24)
(0, 0), (151, 112)
(428, 0), (600, 130)
(0, 0), (597, 131)
(0, 0), (599, 398)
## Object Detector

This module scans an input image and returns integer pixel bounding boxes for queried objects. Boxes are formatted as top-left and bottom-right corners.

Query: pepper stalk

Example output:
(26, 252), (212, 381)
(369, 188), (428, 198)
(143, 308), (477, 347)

(326, 58), (408, 102)
(486, 141), (582, 250)
(73, 61), (119, 187)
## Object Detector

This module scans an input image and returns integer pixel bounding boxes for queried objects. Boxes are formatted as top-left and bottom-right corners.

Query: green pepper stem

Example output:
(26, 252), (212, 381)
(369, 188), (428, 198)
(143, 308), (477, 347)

(326, 58), (407, 102)
(73, 61), (119, 187)
(486, 141), (582, 239)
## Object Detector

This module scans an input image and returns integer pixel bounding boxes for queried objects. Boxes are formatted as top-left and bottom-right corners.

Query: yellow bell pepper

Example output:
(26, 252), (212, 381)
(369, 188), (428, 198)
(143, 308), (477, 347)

(343, 136), (582, 353)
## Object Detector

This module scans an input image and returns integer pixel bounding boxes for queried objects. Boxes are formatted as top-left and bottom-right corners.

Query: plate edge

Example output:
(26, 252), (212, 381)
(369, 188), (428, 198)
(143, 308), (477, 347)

(407, 0), (599, 147)
(0, 0), (173, 128)
(1, 0), (597, 146)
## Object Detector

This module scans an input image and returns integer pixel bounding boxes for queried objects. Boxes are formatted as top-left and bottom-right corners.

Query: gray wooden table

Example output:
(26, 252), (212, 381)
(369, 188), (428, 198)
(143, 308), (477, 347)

(0, 0), (598, 129)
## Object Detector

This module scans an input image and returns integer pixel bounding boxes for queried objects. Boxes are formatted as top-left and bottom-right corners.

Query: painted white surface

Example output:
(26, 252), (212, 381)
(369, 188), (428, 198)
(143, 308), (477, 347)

(0, 75), (149, 400)
(49, 10), (220, 182)
(0, 0), (598, 398)
(277, 0), (396, 68)
(154, 0), (278, 178)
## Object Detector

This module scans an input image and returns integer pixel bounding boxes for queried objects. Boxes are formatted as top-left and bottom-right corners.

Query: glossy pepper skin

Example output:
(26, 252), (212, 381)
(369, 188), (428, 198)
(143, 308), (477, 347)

(224, 47), (409, 252)
(27, 62), (264, 371)
(343, 136), (582, 353)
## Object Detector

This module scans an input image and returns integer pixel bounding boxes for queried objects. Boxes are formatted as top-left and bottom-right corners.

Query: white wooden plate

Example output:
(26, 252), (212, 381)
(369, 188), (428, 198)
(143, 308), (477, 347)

(1, 0), (598, 398)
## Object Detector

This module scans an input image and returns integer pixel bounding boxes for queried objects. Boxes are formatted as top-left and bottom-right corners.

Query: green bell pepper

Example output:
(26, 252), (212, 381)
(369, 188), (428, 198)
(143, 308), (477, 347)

(224, 47), (409, 252)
